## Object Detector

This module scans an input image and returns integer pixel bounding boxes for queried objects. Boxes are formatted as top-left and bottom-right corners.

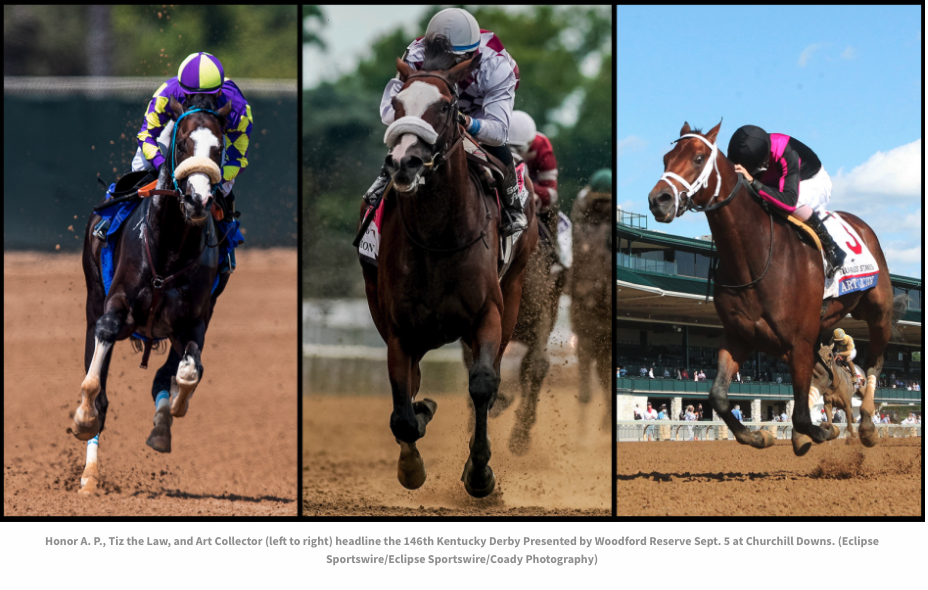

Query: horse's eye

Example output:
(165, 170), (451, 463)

(695, 155), (704, 166)
(441, 103), (449, 112)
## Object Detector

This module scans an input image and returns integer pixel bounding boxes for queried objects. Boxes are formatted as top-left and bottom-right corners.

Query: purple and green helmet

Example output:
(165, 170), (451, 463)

(177, 52), (225, 94)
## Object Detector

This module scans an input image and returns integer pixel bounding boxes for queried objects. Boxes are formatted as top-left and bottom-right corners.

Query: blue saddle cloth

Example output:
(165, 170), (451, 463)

(96, 184), (243, 343)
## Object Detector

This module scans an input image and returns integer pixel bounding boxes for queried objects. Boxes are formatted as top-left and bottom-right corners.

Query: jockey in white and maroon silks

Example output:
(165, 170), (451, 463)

(508, 110), (560, 258)
(728, 125), (846, 276)
(364, 8), (526, 240)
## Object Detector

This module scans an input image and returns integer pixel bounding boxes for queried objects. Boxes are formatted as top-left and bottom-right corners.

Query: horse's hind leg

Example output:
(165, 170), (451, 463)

(788, 343), (840, 456)
(78, 435), (101, 495)
(387, 339), (434, 490)
(171, 340), (204, 418)
(709, 339), (774, 448)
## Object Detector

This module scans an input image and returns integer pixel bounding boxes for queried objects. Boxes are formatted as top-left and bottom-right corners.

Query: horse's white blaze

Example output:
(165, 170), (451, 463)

(396, 81), (442, 118)
(391, 133), (418, 161)
(187, 127), (220, 204)
(77, 338), (112, 424)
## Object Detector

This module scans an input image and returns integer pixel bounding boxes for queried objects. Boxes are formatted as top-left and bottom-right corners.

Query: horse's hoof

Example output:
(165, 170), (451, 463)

(414, 398), (438, 423)
(464, 465), (496, 499)
(859, 430), (878, 448)
(146, 409), (173, 453)
(78, 477), (99, 496)
(72, 408), (100, 441)
(825, 423), (840, 440)
(791, 431), (813, 457)
(858, 412), (878, 448)
(753, 429), (776, 449)
(397, 442), (427, 490)
(171, 359), (198, 418)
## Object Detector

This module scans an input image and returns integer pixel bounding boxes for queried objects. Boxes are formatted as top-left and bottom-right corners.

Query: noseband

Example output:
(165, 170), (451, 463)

(659, 134), (742, 216)
(170, 107), (225, 197)
(399, 72), (465, 178)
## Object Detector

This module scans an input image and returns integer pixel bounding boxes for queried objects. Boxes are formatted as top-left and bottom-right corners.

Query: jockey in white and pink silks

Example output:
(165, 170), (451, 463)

(728, 125), (846, 276)
(363, 8), (527, 240)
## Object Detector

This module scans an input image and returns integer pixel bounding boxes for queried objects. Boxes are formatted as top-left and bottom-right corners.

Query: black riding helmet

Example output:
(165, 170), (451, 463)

(727, 125), (771, 175)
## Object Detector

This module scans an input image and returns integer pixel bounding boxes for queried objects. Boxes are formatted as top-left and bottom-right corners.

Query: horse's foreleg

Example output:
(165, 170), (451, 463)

(171, 338), (204, 418)
(577, 336), (593, 404)
(709, 343), (774, 448)
(73, 318), (117, 441)
(463, 309), (503, 498)
(510, 332), (549, 456)
(387, 338), (433, 490)
(146, 348), (182, 453)
(78, 434), (101, 495)
(789, 346), (840, 456)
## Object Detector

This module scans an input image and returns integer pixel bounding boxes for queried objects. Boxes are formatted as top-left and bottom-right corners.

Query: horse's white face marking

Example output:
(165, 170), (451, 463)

(186, 127), (219, 204)
(396, 81), (443, 118)
(390, 133), (419, 162)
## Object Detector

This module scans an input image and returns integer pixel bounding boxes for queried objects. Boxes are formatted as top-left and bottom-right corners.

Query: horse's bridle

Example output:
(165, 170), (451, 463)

(662, 133), (773, 292)
(659, 133), (742, 217)
(402, 72), (465, 177)
(145, 107), (225, 203)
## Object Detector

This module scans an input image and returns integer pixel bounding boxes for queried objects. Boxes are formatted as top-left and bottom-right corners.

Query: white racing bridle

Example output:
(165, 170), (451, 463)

(659, 133), (722, 217)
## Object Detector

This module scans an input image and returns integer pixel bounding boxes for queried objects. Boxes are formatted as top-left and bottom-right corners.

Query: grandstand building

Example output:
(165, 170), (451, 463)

(615, 210), (923, 421)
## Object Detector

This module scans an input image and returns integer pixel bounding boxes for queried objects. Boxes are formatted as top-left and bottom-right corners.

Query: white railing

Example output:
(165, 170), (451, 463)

(616, 420), (922, 442)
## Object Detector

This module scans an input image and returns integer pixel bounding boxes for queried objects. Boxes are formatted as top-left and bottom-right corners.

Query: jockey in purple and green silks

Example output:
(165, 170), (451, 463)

(133, 52), (252, 204)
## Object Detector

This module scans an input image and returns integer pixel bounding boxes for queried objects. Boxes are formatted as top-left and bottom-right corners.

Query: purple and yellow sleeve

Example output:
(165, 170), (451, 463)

(222, 103), (253, 181)
(136, 82), (173, 170)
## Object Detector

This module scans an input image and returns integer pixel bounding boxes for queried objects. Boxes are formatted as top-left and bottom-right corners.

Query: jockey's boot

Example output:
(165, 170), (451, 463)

(93, 218), (111, 242)
(500, 160), (528, 240)
(363, 170), (390, 206)
(806, 214), (846, 278)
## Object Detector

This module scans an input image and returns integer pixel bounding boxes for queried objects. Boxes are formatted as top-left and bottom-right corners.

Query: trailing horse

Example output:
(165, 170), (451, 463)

(73, 93), (231, 494)
(647, 122), (905, 456)
(812, 342), (860, 438)
(358, 39), (537, 497)
(568, 188), (613, 430)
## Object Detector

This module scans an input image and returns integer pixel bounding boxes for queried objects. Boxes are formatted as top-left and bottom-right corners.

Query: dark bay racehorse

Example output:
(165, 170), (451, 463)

(73, 93), (230, 494)
(569, 188), (614, 430)
(648, 122), (905, 455)
(360, 37), (537, 497)
(812, 342), (858, 438)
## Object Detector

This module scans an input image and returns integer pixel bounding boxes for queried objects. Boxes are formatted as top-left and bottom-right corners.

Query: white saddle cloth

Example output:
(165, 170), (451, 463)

(822, 212), (879, 300)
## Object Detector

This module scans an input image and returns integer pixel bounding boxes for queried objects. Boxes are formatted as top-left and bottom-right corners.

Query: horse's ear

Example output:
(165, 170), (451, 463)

(396, 58), (412, 82)
(680, 122), (691, 136)
(706, 120), (723, 143)
(448, 51), (481, 86)
(169, 95), (185, 118)
(217, 101), (232, 119)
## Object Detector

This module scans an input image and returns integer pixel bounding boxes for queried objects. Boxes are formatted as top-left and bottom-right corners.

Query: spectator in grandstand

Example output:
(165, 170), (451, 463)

(657, 404), (668, 420)
(901, 413), (917, 425)
(734, 371), (742, 383)
(880, 414), (891, 424)
(696, 403), (705, 420)
(643, 402), (657, 420)
(681, 368), (689, 380)
(776, 374), (783, 384)
(834, 408), (846, 424)
(648, 366), (655, 379)
(619, 366), (627, 378)
(731, 404), (743, 421)
(663, 368), (670, 378)
(633, 404), (643, 420)
(698, 370), (707, 381)
(639, 366), (648, 378)
(781, 410), (789, 422)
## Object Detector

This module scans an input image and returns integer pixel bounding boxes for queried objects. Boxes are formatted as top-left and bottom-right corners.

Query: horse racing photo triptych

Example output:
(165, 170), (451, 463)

(3, 2), (923, 570)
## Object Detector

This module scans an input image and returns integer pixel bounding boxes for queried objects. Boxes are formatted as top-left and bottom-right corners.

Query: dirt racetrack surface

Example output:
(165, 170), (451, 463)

(616, 438), (922, 516)
(4, 250), (297, 516)
(304, 383), (611, 516)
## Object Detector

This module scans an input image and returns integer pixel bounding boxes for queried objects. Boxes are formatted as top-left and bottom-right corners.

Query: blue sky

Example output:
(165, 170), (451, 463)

(617, 5), (922, 278)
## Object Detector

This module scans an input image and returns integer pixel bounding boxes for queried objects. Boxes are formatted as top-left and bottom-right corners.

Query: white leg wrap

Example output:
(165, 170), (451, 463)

(81, 435), (99, 488)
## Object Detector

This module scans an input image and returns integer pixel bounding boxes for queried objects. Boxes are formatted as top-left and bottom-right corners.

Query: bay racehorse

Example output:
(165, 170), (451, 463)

(73, 92), (230, 494)
(359, 37), (537, 497)
(812, 342), (859, 438)
(647, 122), (905, 455)
(569, 187), (614, 431)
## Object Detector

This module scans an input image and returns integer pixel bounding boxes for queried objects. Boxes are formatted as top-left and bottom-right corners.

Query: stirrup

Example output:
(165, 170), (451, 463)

(500, 210), (527, 239)
(93, 219), (110, 242)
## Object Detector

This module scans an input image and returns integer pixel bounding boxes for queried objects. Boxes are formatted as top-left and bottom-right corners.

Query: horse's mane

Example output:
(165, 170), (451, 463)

(421, 34), (457, 71)
(184, 92), (221, 112)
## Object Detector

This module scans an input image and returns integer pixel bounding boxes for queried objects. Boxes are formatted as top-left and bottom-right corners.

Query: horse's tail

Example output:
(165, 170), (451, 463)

(130, 337), (168, 357)
(890, 293), (908, 341)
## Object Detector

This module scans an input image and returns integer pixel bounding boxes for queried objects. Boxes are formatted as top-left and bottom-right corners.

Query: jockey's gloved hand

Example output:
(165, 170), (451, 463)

(457, 111), (468, 128)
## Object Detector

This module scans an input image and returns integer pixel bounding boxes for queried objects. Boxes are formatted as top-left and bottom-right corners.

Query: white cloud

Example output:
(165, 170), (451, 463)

(840, 46), (858, 59)
(831, 139), (921, 202)
(616, 135), (646, 158)
(883, 247), (923, 265)
(798, 43), (826, 67)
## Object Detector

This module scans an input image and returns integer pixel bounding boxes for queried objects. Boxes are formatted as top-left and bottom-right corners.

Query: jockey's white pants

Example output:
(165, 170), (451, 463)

(798, 168), (832, 216)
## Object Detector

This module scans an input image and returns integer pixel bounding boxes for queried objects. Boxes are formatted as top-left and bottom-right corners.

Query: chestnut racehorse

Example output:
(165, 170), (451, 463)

(647, 122), (905, 455)
(359, 36), (537, 497)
